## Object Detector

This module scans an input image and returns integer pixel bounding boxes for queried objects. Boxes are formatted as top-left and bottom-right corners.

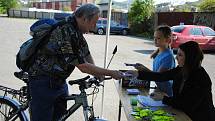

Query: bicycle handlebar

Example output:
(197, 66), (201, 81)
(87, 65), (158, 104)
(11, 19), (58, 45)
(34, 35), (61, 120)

(68, 76), (91, 85)
(68, 76), (112, 89)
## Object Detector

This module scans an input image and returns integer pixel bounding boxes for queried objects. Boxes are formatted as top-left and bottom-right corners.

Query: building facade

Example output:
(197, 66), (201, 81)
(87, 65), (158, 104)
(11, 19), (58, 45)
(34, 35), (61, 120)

(32, 0), (94, 11)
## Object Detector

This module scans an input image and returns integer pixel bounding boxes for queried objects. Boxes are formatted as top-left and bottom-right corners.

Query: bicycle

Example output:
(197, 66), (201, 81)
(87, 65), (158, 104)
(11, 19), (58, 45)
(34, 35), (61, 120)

(0, 71), (111, 121)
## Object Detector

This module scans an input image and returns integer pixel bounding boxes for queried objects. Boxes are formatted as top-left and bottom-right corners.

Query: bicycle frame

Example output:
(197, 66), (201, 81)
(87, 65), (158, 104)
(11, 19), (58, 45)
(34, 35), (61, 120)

(1, 82), (94, 121)
(59, 87), (94, 121)
(58, 76), (108, 121)
(1, 72), (108, 121)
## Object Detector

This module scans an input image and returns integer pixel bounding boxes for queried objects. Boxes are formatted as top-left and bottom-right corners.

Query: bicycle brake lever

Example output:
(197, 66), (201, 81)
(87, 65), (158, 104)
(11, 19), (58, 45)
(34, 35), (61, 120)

(88, 76), (112, 87)
(88, 77), (99, 86)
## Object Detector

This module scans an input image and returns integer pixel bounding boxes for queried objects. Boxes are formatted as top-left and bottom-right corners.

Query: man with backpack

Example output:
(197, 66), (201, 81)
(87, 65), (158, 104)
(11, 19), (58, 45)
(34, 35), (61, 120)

(24, 4), (123, 121)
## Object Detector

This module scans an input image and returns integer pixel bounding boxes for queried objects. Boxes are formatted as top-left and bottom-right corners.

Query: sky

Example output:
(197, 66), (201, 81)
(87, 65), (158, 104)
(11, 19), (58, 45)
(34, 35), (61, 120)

(114, 0), (199, 5)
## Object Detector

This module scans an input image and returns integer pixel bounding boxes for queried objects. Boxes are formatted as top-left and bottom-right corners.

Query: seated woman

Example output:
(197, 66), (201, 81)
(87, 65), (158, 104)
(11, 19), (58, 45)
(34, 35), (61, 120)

(127, 41), (215, 121)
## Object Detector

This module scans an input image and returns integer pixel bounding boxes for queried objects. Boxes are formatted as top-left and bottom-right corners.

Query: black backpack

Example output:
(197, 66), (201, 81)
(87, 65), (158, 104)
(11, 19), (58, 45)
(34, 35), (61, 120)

(16, 18), (68, 72)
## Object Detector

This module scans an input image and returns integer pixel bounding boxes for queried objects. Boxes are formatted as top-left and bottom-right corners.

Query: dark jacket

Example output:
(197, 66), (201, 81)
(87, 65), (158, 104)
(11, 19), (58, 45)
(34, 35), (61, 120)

(137, 66), (215, 121)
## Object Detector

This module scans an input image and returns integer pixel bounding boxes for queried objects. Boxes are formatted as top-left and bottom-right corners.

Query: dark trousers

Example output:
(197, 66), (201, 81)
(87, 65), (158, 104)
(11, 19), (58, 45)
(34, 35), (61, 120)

(29, 76), (68, 121)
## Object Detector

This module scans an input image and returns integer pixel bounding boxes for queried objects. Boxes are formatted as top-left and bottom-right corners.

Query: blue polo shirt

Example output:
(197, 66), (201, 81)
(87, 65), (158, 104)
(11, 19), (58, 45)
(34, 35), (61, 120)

(153, 49), (175, 96)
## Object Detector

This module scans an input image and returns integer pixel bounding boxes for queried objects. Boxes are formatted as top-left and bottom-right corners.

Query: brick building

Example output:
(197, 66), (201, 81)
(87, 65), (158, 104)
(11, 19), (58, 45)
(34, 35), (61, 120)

(32, 0), (94, 11)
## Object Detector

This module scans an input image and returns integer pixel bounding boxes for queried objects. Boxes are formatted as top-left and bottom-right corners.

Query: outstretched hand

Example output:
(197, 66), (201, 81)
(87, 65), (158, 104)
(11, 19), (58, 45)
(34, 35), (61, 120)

(134, 63), (151, 72)
(110, 70), (124, 80)
(134, 63), (144, 71)
(122, 70), (139, 79)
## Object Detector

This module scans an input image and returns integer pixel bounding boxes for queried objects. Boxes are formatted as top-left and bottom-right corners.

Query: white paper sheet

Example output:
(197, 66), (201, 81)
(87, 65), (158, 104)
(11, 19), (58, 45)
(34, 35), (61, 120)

(137, 95), (167, 107)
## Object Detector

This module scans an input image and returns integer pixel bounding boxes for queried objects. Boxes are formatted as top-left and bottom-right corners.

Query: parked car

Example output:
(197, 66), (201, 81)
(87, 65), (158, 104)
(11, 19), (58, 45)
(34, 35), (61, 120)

(171, 25), (215, 51)
(93, 18), (129, 35)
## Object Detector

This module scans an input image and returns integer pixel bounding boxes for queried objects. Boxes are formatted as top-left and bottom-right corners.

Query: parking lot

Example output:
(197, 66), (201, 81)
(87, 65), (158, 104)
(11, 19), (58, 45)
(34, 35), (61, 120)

(0, 17), (215, 120)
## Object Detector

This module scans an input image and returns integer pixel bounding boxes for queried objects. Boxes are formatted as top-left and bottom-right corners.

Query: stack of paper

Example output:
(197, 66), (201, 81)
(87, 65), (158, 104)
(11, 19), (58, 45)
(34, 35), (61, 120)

(127, 89), (140, 95)
(137, 95), (167, 107)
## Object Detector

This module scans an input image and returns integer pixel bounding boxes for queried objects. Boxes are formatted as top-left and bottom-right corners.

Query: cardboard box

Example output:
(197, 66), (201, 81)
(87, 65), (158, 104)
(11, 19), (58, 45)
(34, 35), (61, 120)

(120, 70), (150, 88)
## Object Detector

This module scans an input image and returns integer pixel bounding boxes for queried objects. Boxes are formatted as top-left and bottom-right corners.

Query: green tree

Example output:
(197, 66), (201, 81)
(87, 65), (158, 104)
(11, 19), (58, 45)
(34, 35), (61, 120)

(198, 0), (215, 12)
(95, 0), (101, 4)
(0, 0), (19, 15)
(63, 6), (71, 11)
(174, 4), (193, 12)
(128, 0), (154, 24)
(128, 0), (154, 35)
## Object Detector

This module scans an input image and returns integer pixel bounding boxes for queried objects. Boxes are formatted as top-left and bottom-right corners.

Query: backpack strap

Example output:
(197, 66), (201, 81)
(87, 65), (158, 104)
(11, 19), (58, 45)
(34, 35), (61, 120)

(25, 19), (69, 72)
(36, 19), (69, 49)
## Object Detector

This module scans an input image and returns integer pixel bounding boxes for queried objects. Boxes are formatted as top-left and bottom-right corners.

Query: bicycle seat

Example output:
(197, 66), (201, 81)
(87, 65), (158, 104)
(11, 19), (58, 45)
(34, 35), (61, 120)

(14, 71), (29, 83)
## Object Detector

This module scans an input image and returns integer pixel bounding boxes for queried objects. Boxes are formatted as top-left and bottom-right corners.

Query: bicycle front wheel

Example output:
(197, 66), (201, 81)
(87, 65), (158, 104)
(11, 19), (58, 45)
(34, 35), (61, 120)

(0, 97), (26, 121)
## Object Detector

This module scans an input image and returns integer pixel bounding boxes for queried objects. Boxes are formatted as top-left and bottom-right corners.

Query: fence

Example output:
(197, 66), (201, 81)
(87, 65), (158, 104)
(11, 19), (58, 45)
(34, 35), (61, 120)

(155, 12), (215, 30)
(8, 9), (128, 26)
(8, 9), (64, 19)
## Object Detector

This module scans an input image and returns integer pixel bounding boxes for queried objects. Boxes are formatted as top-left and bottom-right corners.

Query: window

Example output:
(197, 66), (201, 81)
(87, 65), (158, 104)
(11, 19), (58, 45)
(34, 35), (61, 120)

(171, 26), (185, 33)
(97, 20), (101, 24)
(111, 21), (119, 26)
(102, 20), (107, 24)
(189, 28), (203, 35)
(203, 28), (215, 36)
